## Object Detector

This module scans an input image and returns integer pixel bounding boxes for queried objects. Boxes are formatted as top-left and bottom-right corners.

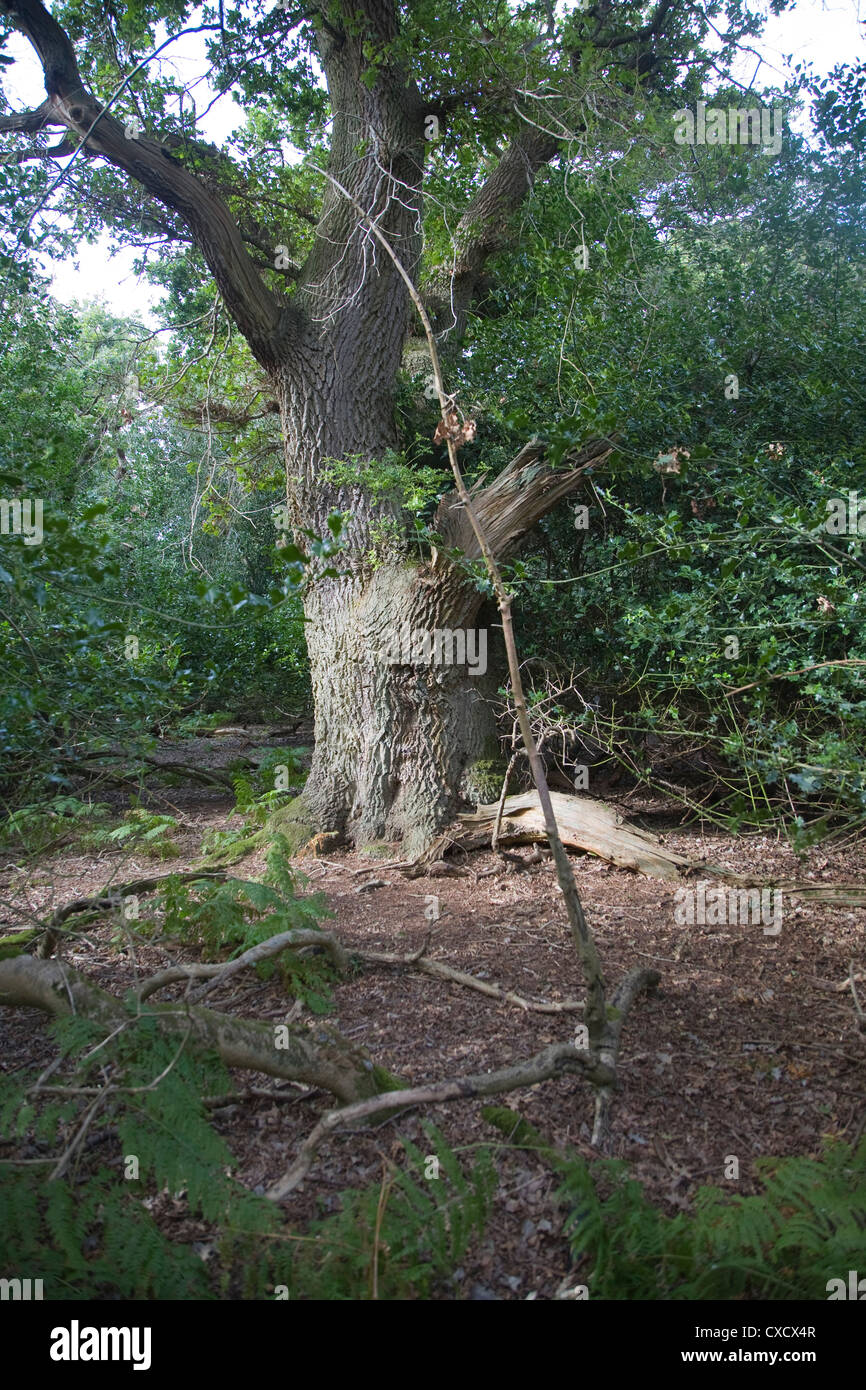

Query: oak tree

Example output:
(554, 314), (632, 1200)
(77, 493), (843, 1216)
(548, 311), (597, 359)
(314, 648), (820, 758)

(0, 0), (767, 852)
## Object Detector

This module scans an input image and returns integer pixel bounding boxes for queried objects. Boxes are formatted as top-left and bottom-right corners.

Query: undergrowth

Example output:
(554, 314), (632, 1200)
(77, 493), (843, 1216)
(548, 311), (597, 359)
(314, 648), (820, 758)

(148, 839), (336, 1010)
(560, 1141), (866, 1299)
(0, 796), (110, 857)
(485, 1106), (866, 1299)
(82, 807), (181, 860)
(0, 998), (495, 1302)
(200, 749), (310, 859)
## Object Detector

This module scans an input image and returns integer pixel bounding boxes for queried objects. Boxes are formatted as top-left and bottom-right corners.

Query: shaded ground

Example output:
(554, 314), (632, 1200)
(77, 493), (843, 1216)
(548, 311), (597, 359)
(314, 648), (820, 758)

(1, 724), (864, 1299)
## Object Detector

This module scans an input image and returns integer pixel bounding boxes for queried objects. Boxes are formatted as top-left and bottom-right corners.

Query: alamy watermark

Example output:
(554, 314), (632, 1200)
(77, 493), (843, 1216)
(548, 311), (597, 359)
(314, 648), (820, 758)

(1, 1276), (43, 1299)
(674, 881), (783, 936)
(826, 1270), (866, 1299)
(824, 491), (866, 535)
(378, 623), (487, 676)
(0, 497), (43, 545)
(673, 103), (783, 156)
(49, 1321), (152, 1370)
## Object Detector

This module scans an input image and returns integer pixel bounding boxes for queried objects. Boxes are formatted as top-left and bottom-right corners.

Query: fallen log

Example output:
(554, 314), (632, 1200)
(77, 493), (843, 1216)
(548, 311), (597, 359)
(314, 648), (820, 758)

(448, 792), (866, 902)
(456, 790), (692, 881)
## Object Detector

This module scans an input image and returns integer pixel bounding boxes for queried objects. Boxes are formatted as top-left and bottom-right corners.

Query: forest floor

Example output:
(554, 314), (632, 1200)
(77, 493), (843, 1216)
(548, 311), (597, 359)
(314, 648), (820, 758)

(2, 724), (865, 1300)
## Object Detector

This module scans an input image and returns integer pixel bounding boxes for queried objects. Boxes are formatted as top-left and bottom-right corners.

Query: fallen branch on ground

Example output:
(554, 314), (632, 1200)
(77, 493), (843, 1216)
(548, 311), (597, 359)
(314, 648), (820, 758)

(590, 966), (662, 1146)
(355, 946), (584, 1014)
(58, 750), (242, 787)
(139, 927), (350, 1003)
(457, 791), (692, 881)
(35, 871), (231, 957)
(0, 954), (381, 1105)
(266, 1039), (618, 1200)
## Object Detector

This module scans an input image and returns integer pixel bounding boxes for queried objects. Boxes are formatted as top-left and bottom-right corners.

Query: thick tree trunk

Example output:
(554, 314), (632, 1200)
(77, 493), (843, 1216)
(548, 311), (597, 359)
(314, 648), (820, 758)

(301, 560), (501, 856)
(281, 439), (502, 856)
(3, 0), (575, 859)
(273, 364), (611, 856)
(270, 243), (508, 854)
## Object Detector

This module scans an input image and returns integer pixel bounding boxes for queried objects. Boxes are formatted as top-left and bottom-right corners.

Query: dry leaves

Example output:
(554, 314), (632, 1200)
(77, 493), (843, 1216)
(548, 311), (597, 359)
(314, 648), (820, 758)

(652, 446), (690, 475)
(433, 409), (477, 448)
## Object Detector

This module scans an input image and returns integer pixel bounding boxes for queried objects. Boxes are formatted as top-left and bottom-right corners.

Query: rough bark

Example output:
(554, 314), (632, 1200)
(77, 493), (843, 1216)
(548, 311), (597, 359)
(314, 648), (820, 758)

(298, 561), (502, 856)
(424, 128), (560, 340)
(457, 790), (693, 881)
(0, 954), (382, 1104)
(434, 437), (615, 560)
(279, 424), (606, 854)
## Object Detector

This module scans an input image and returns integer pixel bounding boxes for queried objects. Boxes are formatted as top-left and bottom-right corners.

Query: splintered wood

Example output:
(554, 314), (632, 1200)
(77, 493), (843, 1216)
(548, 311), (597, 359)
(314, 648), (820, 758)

(458, 790), (691, 881)
(455, 791), (866, 903)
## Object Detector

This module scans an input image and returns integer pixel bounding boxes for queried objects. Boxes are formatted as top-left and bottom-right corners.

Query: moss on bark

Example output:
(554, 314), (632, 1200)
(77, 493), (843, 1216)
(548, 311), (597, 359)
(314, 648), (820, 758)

(461, 756), (509, 806)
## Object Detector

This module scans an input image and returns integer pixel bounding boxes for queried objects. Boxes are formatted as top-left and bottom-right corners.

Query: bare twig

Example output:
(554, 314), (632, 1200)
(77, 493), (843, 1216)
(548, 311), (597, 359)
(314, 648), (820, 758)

(725, 660), (866, 697)
(492, 749), (522, 853)
(847, 962), (866, 1032)
(35, 871), (231, 957)
(355, 946), (584, 1014)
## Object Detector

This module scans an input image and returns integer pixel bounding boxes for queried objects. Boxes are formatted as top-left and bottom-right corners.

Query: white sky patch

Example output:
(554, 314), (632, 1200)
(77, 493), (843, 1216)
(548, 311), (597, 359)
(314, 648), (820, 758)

(3, 12), (245, 324)
(1, 0), (863, 323)
(731, 0), (863, 88)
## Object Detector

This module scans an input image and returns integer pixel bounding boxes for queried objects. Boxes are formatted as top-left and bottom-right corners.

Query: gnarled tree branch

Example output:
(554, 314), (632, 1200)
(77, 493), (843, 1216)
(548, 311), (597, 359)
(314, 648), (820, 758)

(0, 954), (380, 1104)
(0, 99), (54, 133)
(267, 1040), (617, 1198)
(424, 127), (560, 340)
(0, 0), (293, 366)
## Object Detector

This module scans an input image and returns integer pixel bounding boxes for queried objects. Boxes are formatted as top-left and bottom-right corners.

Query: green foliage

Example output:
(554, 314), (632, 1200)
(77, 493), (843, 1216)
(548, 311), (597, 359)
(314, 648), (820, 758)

(175, 710), (237, 735)
(0, 1166), (212, 1300)
(0, 288), (316, 817)
(558, 1139), (866, 1300)
(2, 13), (862, 843)
(198, 822), (258, 860)
(0, 1012), (269, 1299)
(0, 849), (350, 1302)
(272, 1123), (496, 1300)
(320, 449), (446, 515)
(0, 1013), (494, 1300)
(154, 851), (335, 1010)
(230, 746), (310, 814)
(82, 807), (181, 860)
(0, 796), (110, 856)
(460, 125), (866, 831)
(199, 750), (311, 857)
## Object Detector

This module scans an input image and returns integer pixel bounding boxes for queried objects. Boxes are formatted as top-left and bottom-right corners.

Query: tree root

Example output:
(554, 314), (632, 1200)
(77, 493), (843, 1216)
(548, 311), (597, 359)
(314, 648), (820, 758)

(0, 953), (382, 1105)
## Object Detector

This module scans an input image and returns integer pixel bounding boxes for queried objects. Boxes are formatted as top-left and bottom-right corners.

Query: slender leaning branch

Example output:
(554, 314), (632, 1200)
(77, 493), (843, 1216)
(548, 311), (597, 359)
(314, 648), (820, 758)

(311, 165), (607, 1044)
